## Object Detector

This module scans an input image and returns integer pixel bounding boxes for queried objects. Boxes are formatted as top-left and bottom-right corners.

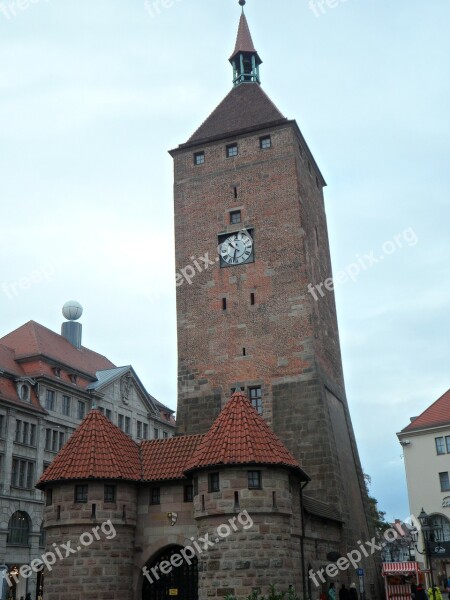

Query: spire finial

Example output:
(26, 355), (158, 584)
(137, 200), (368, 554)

(239, 0), (246, 10)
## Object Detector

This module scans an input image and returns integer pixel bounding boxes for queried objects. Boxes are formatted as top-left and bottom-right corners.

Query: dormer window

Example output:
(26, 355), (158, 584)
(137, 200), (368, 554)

(20, 384), (30, 402)
(70, 374), (77, 385)
(53, 367), (61, 378)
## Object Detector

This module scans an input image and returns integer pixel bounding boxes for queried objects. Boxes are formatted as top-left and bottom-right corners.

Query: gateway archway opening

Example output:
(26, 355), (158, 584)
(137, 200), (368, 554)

(142, 545), (198, 600)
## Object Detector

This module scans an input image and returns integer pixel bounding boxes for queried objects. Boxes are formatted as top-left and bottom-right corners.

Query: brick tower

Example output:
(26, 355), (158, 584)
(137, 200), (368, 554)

(170, 1), (378, 593)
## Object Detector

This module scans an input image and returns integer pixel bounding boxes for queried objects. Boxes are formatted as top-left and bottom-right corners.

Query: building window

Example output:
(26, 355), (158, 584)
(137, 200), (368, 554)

(230, 210), (241, 225)
(260, 136), (272, 149)
(194, 151), (205, 165)
(125, 417), (131, 435)
(184, 484), (194, 503)
(137, 421), (142, 439)
(150, 487), (160, 505)
(20, 384), (30, 401)
(226, 143), (238, 158)
(222, 297), (227, 311)
(193, 477), (198, 496)
(0, 414), (4, 438)
(11, 458), (35, 489)
(7, 511), (30, 546)
(74, 484), (88, 503)
(62, 395), (71, 416)
(77, 401), (86, 420)
(436, 437), (445, 455)
(248, 470), (262, 490)
(46, 489), (53, 506)
(154, 428), (159, 439)
(446, 437), (450, 453)
(163, 431), (169, 439)
(105, 409), (112, 421)
(46, 389), (55, 411)
(39, 523), (46, 548)
(143, 423), (149, 439)
(118, 414), (124, 431)
(30, 424), (36, 447)
(104, 485), (116, 503)
(249, 386), (263, 415)
(439, 472), (450, 492)
(208, 472), (220, 493)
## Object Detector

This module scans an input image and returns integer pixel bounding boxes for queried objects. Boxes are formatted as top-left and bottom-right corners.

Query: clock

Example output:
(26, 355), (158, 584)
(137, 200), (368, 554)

(219, 230), (254, 267)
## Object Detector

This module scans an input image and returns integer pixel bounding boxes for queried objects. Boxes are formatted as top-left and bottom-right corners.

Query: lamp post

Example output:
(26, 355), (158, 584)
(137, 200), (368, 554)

(418, 508), (437, 600)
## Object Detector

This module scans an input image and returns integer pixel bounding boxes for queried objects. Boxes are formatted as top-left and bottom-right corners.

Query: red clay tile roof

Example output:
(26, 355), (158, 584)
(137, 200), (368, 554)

(401, 389), (450, 433)
(36, 410), (141, 488)
(185, 392), (309, 479)
(186, 83), (286, 145)
(141, 435), (203, 482)
(0, 321), (115, 378)
(230, 13), (258, 59)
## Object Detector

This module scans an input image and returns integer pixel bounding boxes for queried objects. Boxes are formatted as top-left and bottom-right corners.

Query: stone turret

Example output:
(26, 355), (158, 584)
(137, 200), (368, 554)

(36, 410), (140, 600)
(185, 393), (310, 600)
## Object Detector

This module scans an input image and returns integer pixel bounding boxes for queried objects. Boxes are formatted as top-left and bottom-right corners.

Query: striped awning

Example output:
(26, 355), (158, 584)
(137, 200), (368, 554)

(382, 562), (420, 575)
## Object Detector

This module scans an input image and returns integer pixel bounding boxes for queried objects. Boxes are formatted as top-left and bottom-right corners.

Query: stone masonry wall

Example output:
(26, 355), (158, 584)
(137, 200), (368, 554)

(42, 481), (137, 600)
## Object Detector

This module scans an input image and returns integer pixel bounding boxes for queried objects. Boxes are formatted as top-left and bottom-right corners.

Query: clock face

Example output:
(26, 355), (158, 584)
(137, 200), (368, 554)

(219, 231), (254, 266)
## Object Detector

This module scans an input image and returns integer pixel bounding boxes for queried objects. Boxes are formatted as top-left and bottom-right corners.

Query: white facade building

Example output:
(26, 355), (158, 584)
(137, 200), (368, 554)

(0, 312), (175, 600)
(398, 389), (450, 587)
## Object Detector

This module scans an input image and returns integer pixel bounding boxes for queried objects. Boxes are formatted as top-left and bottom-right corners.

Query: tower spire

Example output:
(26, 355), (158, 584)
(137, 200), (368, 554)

(229, 1), (262, 87)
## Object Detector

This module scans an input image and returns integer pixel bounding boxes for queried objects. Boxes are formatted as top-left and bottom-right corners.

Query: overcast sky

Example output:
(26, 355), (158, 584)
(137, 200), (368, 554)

(1, 0), (449, 521)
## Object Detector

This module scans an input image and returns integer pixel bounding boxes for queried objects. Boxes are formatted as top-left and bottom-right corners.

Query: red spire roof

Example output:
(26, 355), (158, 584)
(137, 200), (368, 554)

(230, 12), (257, 59)
(185, 392), (309, 479)
(401, 389), (450, 433)
(36, 410), (141, 488)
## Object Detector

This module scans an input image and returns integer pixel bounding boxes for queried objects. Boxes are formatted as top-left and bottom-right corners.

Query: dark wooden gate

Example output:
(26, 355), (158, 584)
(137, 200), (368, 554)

(142, 546), (198, 600)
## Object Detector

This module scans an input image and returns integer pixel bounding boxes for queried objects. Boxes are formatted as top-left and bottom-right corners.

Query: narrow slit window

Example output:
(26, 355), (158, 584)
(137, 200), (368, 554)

(233, 186), (238, 199)
(242, 348), (246, 357)
(222, 298), (227, 311)
(250, 293), (255, 306)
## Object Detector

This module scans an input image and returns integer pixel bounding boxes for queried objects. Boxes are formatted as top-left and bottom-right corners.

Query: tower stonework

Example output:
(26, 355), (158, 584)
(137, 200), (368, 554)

(171, 6), (378, 594)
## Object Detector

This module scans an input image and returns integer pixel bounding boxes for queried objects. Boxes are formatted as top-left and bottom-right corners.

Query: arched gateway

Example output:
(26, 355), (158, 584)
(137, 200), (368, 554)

(142, 546), (198, 600)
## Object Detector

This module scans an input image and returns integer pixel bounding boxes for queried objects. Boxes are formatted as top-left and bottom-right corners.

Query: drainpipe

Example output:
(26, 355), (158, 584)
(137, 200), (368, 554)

(300, 480), (309, 598)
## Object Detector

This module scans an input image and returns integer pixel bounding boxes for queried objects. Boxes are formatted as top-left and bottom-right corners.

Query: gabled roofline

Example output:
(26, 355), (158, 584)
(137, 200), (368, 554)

(169, 118), (288, 155)
(169, 118), (326, 187)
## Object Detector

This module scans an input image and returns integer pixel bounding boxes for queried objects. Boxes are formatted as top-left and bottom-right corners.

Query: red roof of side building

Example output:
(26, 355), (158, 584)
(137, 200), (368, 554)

(185, 392), (310, 479)
(141, 435), (204, 482)
(36, 410), (141, 488)
(401, 389), (450, 433)
(0, 321), (115, 378)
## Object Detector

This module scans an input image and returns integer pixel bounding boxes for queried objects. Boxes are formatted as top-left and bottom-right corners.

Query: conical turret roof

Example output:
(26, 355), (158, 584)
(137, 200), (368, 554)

(185, 392), (309, 479)
(36, 409), (141, 487)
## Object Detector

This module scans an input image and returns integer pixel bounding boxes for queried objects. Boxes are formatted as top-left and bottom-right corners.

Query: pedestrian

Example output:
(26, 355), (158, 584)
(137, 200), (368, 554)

(350, 583), (358, 600)
(339, 584), (350, 600)
(429, 586), (442, 600)
(411, 582), (417, 600)
(328, 582), (337, 600)
(416, 584), (428, 600)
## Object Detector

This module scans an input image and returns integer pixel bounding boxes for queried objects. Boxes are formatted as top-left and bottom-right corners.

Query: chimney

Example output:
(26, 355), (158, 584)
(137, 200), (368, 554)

(61, 301), (83, 349)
